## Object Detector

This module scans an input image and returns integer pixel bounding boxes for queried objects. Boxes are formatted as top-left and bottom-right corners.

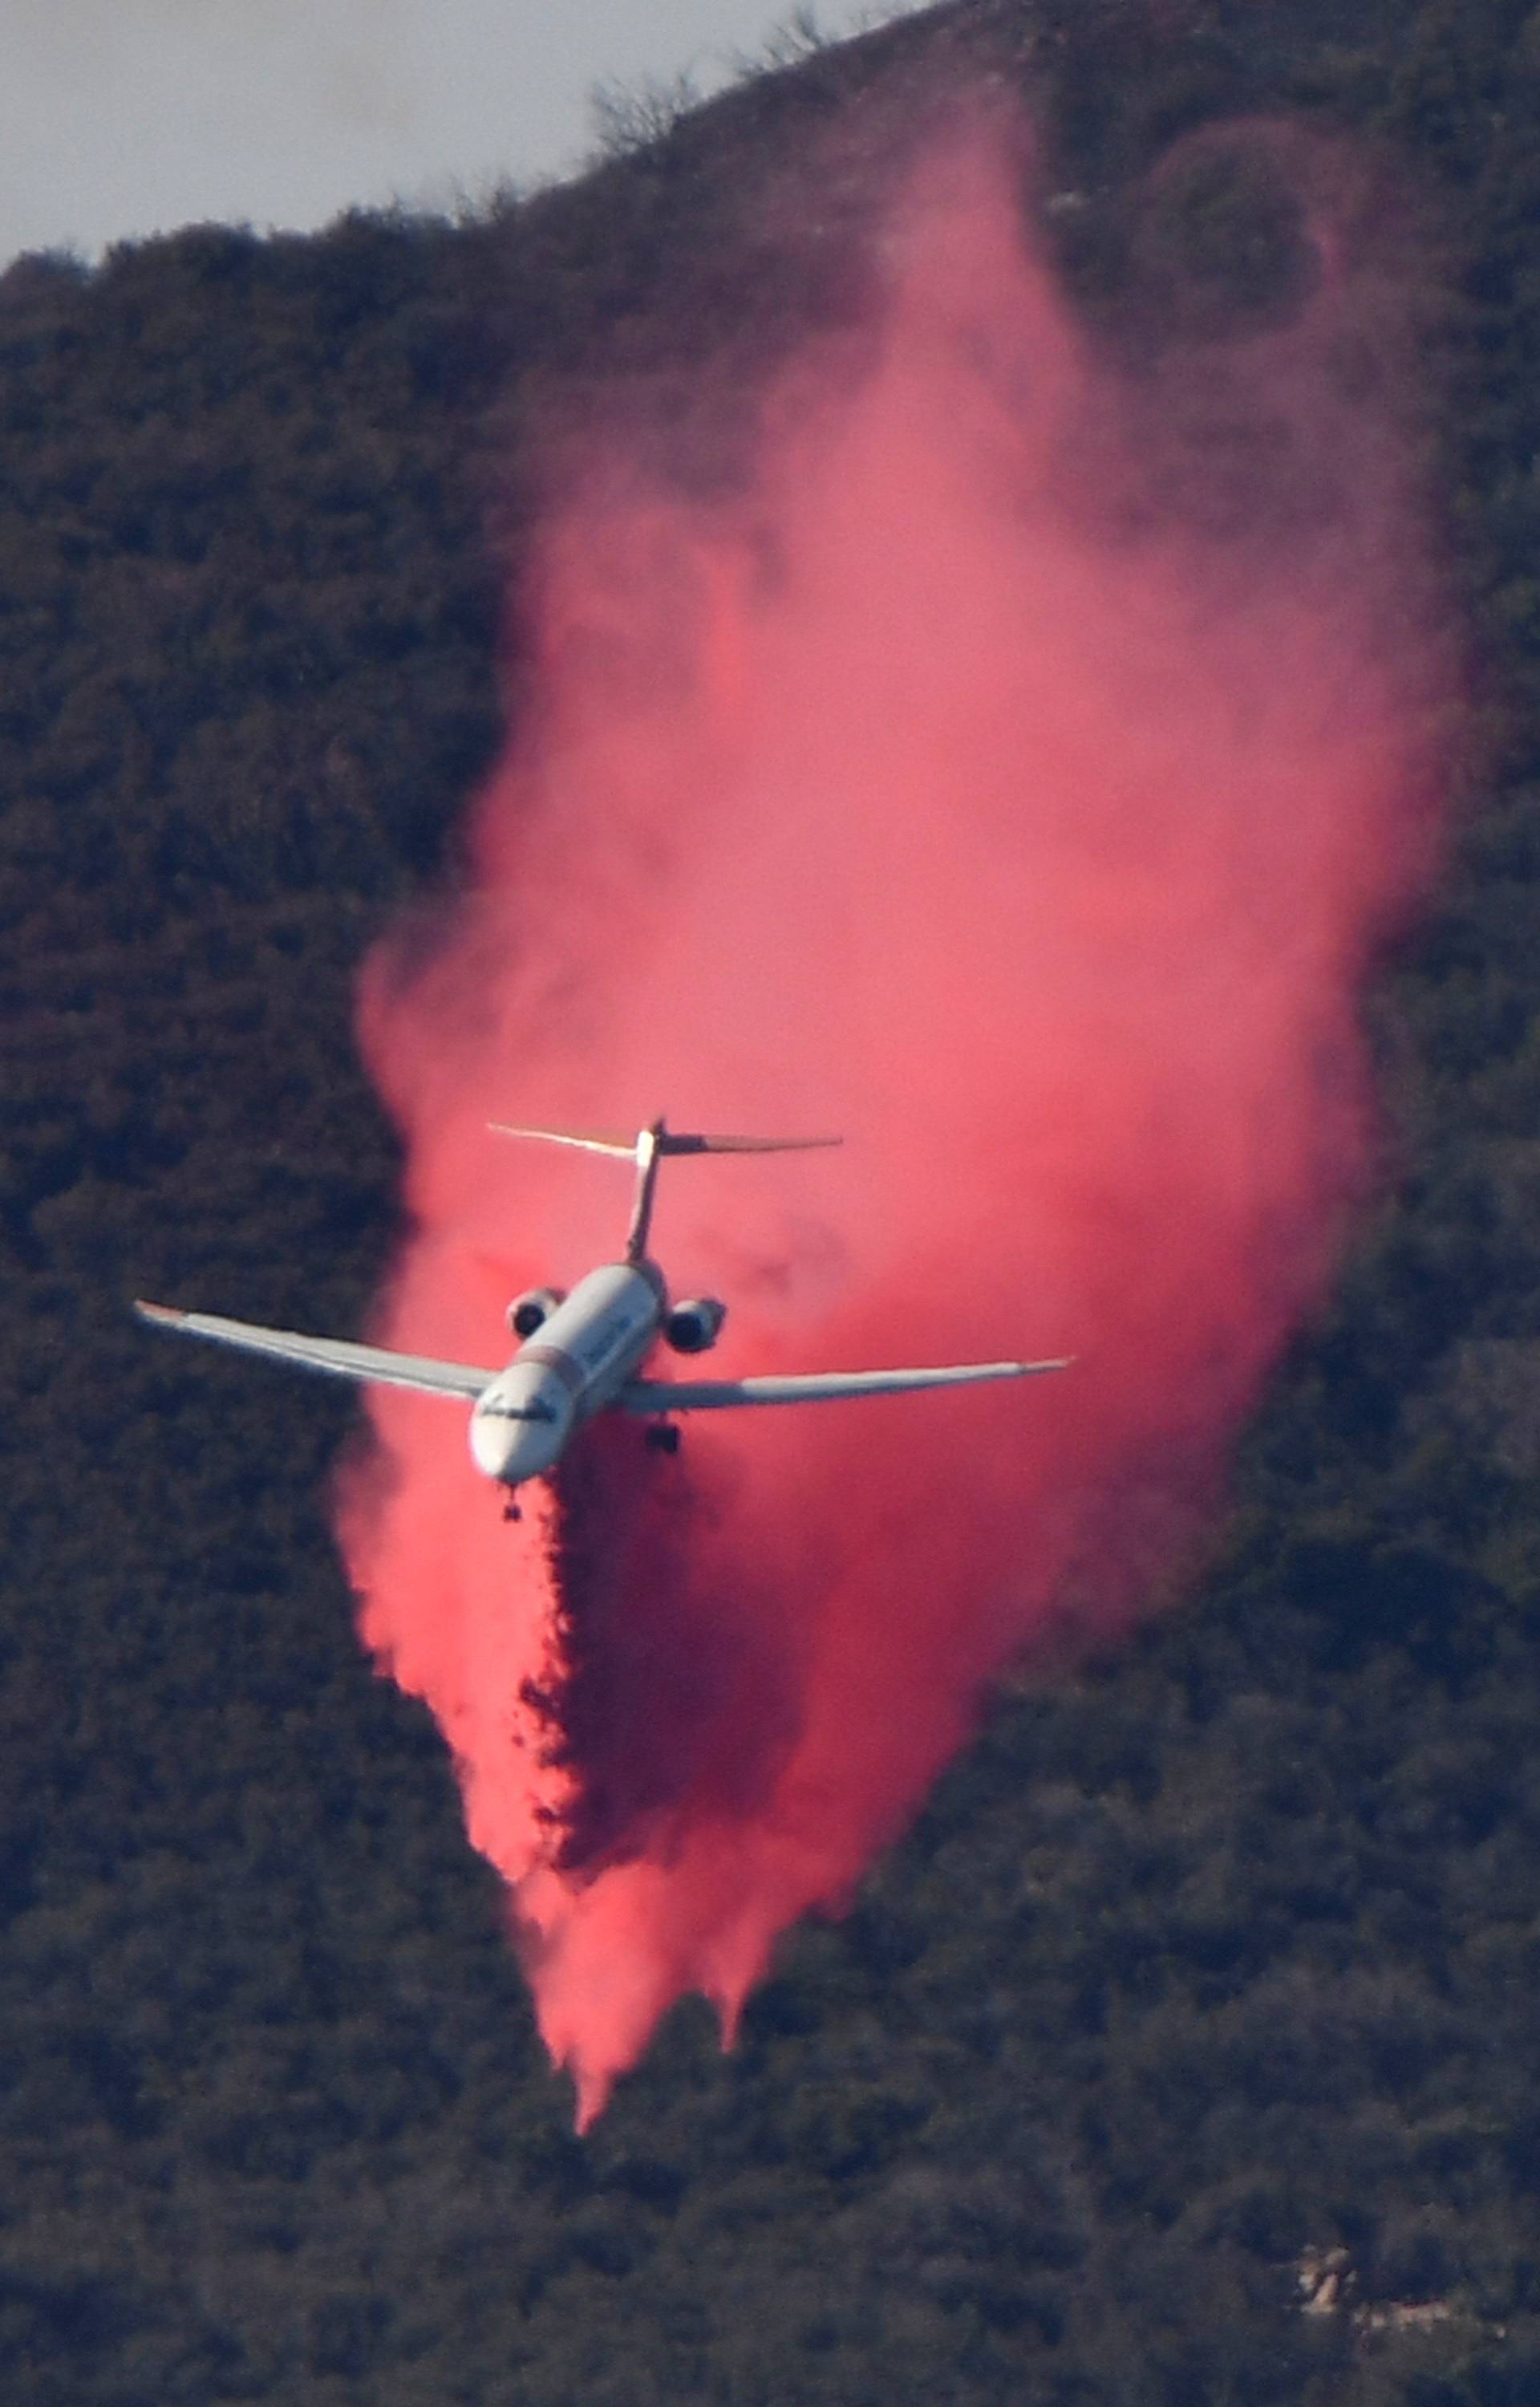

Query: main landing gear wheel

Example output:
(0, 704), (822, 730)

(646, 1423), (681, 1455)
(502, 1496), (522, 1521)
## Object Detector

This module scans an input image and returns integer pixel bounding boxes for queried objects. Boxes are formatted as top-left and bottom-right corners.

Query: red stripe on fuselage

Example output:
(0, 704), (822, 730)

(518, 1342), (587, 1400)
(513, 1260), (667, 1422)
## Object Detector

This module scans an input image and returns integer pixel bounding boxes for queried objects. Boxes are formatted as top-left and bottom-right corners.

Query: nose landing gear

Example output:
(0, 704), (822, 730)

(502, 1494), (522, 1522)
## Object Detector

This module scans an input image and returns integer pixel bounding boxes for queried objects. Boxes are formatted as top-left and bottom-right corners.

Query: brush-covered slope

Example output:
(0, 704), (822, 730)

(4, 4), (1540, 2401)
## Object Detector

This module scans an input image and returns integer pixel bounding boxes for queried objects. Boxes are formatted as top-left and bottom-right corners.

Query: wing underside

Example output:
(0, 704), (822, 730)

(135, 1301), (495, 1400)
(619, 1358), (1072, 1413)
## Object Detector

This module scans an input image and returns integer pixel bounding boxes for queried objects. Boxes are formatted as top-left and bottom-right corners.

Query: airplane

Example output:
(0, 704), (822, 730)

(136, 1118), (1071, 1516)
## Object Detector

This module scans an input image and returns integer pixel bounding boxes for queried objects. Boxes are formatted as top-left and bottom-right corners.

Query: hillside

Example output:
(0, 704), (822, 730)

(5, 3), (1540, 2401)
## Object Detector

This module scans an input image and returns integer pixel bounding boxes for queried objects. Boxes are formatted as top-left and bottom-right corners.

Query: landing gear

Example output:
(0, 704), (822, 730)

(502, 1494), (522, 1522)
(646, 1421), (681, 1455)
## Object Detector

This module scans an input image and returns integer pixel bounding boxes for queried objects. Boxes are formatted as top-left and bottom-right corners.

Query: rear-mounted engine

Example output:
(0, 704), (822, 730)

(664, 1297), (727, 1354)
(507, 1286), (566, 1338)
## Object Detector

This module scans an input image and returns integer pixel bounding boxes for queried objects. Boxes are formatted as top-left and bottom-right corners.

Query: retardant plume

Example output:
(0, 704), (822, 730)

(337, 98), (1455, 2124)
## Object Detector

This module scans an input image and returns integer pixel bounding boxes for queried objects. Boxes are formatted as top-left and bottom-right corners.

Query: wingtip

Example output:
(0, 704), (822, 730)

(134, 1298), (183, 1326)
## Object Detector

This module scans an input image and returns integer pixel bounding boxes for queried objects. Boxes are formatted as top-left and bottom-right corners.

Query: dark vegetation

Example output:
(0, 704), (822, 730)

(4, 2), (1540, 2398)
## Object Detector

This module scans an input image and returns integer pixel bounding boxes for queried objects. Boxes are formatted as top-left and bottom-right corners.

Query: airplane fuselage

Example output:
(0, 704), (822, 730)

(468, 1259), (667, 1486)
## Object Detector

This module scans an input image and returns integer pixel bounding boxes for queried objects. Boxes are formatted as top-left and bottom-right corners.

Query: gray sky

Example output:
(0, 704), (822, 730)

(0, 1), (922, 268)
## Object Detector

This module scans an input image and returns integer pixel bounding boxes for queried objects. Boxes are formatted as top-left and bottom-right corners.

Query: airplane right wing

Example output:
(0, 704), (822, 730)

(619, 1358), (1072, 1412)
(135, 1301), (496, 1400)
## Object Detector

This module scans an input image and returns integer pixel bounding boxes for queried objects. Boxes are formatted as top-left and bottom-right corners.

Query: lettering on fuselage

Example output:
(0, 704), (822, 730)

(513, 1260), (665, 1417)
(468, 1261), (666, 1487)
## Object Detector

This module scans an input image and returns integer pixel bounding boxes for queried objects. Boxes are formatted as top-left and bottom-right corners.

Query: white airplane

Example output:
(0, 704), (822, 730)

(136, 1119), (1071, 1515)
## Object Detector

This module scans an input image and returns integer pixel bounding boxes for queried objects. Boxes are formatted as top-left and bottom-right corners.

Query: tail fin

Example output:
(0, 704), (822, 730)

(488, 1118), (841, 1260)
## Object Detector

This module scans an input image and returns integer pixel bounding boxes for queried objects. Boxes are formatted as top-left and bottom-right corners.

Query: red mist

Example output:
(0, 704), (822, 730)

(337, 107), (1453, 2124)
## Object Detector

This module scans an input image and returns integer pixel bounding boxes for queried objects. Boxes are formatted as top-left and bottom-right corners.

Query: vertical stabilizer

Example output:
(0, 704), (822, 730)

(626, 1122), (664, 1262)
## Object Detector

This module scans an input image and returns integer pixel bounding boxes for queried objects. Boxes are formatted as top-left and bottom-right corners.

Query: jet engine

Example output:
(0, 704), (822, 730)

(507, 1286), (565, 1338)
(663, 1296), (727, 1354)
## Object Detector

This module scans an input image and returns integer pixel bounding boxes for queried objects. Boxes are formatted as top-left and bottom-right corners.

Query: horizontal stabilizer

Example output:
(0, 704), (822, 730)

(653, 1131), (842, 1157)
(619, 1358), (1072, 1413)
(488, 1123), (639, 1159)
(490, 1122), (841, 1159)
(134, 1301), (496, 1400)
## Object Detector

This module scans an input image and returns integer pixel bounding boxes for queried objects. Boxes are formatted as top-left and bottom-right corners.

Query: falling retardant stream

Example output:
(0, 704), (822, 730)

(336, 92), (1457, 2124)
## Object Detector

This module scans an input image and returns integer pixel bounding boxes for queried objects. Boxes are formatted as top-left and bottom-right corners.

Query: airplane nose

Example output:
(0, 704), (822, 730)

(469, 1411), (521, 1483)
(469, 1371), (570, 1486)
(470, 1414), (561, 1487)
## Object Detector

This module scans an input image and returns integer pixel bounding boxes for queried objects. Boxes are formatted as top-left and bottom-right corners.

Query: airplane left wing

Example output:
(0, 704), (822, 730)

(135, 1301), (496, 1399)
(619, 1358), (1072, 1412)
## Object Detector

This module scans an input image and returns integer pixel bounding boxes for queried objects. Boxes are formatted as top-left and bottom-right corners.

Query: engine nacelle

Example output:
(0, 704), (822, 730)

(663, 1296), (727, 1354)
(507, 1285), (565, 1339)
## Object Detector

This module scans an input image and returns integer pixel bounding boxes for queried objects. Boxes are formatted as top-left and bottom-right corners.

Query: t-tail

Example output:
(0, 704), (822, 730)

(488, 1117), (842, 1262)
